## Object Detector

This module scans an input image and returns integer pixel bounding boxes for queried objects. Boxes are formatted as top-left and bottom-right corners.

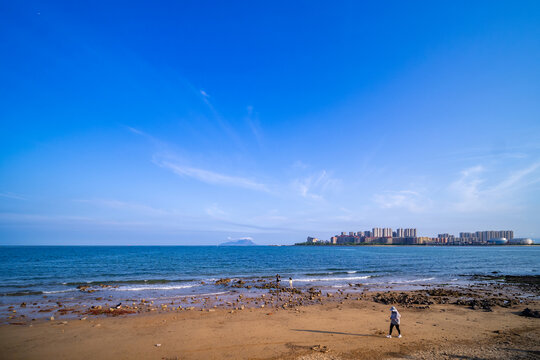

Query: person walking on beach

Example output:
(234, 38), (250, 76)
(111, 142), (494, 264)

(289, 277), (293, 289)
(386, 306), (402, 338)
(276, 274), (281, 286)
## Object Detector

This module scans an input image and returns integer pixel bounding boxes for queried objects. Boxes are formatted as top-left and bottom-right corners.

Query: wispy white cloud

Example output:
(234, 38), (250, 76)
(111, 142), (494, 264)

(226, 236), (254, 241)
(75, 199), (169, 216)
(245, 105), (264, 148)
(448, 162), (540, 212)
(292, 170), (341, 200)
(0, 192), (26, 200)
(205, 203), (228, 218)
(156, 160), (270, 192)
(373, 190), (430, 213)
(291, 160), (309, 170)
(488, 162), (540, 193)
(0, 212), (146, 227)
(448, 165), (485, 211)
(126, 126), (146, 136)
(197, 89), (244, 149)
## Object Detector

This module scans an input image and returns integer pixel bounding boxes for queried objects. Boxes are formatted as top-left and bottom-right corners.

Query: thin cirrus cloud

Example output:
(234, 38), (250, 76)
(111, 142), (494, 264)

(156, 159), (270, 193)
(372, 190), (429, 213)
(74, 199), (170, 216)
(372, 162), (540, 215)
(292, 170), (341, 200)
(448, 162), (540, 212)
(132, 127), (339, 199)
(0, 192), (27, 200)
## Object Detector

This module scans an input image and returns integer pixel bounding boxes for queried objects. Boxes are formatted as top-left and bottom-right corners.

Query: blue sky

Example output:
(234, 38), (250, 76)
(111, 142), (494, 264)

(1, 1), (539, 245)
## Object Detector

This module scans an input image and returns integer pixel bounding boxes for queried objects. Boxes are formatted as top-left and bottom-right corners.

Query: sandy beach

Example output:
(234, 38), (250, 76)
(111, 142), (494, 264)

(1, 282), (539, 360)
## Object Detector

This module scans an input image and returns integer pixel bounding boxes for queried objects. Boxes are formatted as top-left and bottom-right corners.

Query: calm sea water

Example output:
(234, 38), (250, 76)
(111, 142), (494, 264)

(0, 246), (538, 309)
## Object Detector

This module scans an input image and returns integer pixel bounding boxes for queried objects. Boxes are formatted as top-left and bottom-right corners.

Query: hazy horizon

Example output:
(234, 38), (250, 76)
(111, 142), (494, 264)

(1, 1), (540, 245)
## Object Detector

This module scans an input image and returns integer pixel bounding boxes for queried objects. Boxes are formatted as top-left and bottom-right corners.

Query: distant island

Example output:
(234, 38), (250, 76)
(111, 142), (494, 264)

(219, 239), (257, 246)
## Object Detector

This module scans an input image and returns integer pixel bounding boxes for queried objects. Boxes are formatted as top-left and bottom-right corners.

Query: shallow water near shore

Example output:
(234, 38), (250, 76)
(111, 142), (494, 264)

(1, 245), (538, 319)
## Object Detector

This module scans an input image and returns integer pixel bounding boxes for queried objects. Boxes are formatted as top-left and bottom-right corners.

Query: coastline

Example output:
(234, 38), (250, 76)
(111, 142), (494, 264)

(1, 277), (539, 359)
(2, 246), (538, 316)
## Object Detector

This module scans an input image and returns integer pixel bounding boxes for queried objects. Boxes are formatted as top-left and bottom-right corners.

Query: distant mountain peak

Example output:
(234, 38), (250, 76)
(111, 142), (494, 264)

(219, 239), (257, 246)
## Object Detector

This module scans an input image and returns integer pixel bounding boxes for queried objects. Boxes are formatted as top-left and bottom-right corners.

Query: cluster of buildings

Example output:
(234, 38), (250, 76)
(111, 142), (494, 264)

(303, 228), (533, 246)
(437, 230), (515, 245)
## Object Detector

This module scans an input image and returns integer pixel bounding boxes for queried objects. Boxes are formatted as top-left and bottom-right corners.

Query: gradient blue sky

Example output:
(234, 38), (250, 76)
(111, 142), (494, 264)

(1, 1), (539, 245)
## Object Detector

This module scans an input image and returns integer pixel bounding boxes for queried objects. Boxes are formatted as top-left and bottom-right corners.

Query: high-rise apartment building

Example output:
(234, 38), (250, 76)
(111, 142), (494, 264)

(403, 228), (417, 237)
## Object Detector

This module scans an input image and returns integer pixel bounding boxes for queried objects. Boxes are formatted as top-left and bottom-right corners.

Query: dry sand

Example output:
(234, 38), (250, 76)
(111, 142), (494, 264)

(1, 294), (539, 360)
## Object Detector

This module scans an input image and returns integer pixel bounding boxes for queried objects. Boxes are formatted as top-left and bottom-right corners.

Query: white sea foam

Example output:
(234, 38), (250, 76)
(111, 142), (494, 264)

(176, 291), (229, 298)
(390, 277), (435, 284)
(42, 289), (75, 294)
(346, 271), (357, 274)
(115, 284), (201, 291)
(295, 275), (371, 282)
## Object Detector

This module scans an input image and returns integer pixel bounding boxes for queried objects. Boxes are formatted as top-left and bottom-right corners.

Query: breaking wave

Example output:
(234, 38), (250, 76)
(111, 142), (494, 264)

(295, 275), (371, 282)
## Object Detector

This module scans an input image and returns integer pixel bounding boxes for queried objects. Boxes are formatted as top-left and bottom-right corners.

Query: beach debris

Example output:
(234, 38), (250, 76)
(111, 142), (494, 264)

(155, 344), (161, 347)
(20, 302), (26, 307)
(49, 316), (55, 321)
(57, 307), (76, 315)
(87, 306), (135, 316)
(311, 345), (329, 353)
(519, 308), (540, 318)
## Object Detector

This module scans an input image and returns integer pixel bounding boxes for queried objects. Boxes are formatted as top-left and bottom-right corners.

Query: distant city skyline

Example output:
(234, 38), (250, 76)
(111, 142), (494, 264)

(304, 228), (534, 245)
(1, 1), (540, 245)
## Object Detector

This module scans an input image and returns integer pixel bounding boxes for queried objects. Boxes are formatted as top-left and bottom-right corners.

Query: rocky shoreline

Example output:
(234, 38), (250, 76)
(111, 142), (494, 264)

(1, 275), (539, 360)
(3, 275), (539, 325)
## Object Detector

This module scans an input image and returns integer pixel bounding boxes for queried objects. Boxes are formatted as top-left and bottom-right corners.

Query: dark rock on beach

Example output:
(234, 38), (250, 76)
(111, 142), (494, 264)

(373, 292), (433, 306)
(215, 278), (232, 285)
(519, 308), (540, 318)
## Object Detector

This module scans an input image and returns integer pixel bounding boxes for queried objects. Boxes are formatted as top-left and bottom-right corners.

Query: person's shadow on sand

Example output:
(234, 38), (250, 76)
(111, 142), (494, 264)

(291, 329), (375, 337)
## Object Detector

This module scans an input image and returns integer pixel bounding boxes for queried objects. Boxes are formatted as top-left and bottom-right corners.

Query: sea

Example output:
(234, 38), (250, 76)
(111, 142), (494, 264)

(1, 246), (538, 317)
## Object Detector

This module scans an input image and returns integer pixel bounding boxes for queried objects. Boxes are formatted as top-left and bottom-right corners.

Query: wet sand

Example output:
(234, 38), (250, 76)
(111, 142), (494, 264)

(1, 285), (539, 359)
